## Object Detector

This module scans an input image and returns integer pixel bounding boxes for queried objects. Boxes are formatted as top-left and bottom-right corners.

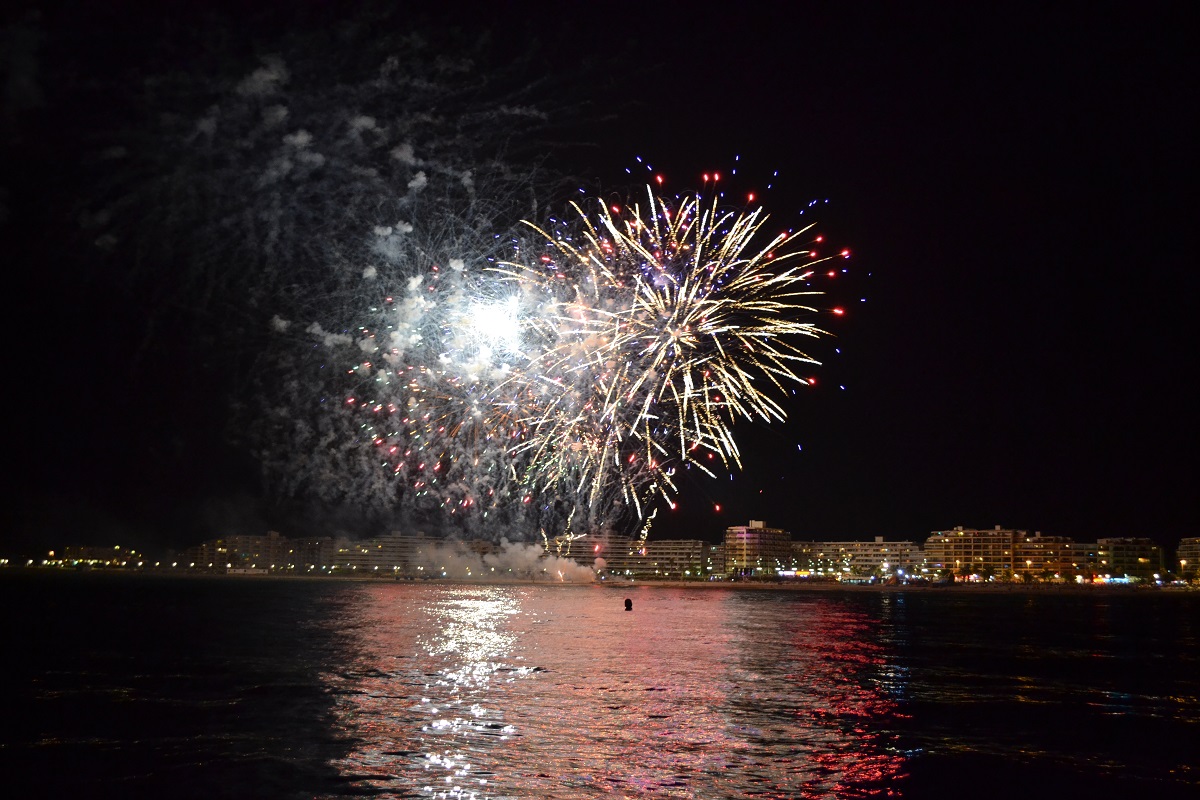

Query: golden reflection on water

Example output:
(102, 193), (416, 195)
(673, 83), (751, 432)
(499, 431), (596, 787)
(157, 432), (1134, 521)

(321, 585), (908, 799)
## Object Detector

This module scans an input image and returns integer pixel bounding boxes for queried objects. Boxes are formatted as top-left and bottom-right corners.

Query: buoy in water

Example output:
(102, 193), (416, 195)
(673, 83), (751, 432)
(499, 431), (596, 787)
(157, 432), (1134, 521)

(624, 598), (633, 611)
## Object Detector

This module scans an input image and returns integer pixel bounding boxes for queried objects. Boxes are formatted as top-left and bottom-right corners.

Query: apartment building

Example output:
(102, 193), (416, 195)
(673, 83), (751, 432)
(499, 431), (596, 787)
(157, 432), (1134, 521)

(923, 526), (1020, 579)
(1098, 538), (1163, 581)
(331, 531), (481, 575)
(1013, 532), (1074, 580)
(821, 536), (922, 577)
(563, 533), (641, 576)
(724, 520), (791, 577)
(1177, 537), (1199, 578)
(790, 540), (843, 575)
(563, 534), (706, 578)
(643, 538), (707, 578)
(184, 530), (291, 569)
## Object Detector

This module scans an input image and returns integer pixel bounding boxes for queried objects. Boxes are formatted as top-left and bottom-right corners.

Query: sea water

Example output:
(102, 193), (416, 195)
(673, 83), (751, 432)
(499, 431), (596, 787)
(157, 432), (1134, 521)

(4, 573), (1197, 799)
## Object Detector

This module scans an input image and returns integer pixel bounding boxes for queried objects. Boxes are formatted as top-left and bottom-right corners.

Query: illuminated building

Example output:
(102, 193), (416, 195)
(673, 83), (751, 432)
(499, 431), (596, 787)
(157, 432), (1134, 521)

(291, 537), (336, 569)
(1065, 541), (1103, 580)
(795, 537), (921, 578)
(564, 535), (705, 578)
(1177, 537), (1199, 580)
(724, 520), (791, 578)
(706, 543), (726, 576)
(331, 531), (454, 574)
(565, 534), (640, 576)
(1013, 532), (1074, 581)
(1067, 538), (1163, 582)
(643, 538), (707, 578)
(790, 541), (842, 575)
(184, 530), (290, 570)
(923, 526), (1019, 580)
(1097, 538), (1163, 581)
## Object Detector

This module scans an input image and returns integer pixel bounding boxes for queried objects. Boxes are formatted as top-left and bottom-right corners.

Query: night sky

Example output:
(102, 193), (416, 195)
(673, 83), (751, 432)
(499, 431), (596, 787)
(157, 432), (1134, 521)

(3, 2), (1194, 554)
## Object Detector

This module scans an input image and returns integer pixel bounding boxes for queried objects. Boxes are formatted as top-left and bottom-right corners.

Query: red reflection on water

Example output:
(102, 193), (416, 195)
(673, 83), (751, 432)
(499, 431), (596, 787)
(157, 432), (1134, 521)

(320, 585), (911, 798)
(730, 597), (910, 798)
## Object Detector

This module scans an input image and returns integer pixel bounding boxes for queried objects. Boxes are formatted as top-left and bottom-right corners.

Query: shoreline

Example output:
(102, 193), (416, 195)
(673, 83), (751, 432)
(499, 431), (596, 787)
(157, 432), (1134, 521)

(614, 579), (1196, 595)
(3, 567), (1194, 595)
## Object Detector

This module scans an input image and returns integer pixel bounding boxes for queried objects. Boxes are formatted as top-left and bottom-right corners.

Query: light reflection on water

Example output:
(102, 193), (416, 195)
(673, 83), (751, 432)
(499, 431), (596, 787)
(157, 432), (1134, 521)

(322, 585), (908, 799)
(8, 575), (1196, 798)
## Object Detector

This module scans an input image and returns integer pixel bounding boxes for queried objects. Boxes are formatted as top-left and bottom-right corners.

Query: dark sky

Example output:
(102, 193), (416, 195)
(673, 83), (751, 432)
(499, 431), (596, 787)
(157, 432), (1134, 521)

(3, 2), (1195, 554)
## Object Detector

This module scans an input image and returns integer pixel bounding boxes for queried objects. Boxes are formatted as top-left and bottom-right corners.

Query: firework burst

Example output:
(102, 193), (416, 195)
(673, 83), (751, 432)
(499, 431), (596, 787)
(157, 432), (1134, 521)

(291, 183), (845, 544)
(488, 187), (839, 541)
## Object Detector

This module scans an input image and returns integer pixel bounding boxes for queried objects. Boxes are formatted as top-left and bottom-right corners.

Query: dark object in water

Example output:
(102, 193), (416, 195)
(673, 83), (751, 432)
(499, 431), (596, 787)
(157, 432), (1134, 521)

(625, 598), (633, 611)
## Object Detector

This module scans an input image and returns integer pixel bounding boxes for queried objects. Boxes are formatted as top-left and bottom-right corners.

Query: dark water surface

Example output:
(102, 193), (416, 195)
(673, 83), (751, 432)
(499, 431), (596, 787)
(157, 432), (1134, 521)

(4, 573), (1197, 798)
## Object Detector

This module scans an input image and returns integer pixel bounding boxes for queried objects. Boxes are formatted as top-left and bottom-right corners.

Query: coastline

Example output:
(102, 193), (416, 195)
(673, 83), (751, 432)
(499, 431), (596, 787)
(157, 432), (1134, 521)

(3, 567), (1195, 595)
(610, 579), (1198, 595)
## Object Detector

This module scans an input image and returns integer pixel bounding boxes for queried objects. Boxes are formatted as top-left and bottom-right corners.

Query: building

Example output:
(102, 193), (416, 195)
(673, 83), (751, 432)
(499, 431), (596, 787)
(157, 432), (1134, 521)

(292, 537), (337, 569)
(1177, 537), (1199, 580)
(923, 526), (1020, 580)
(1013, 533), (1074, 581)
(1066, 538), (1163, 582)
(790, 541), (842, 576)
(560, 534), (706, 579)
(804, 537), (922, 578)
(331, 531), (475, 576)
(705, 543), (726, 577)
(562, 533), (640, 577)
(183, 531), (290, 570)
(1065, 540), (1104, 580)
(179, 530), (469, 575)
(724, 520), (791, 578)
(643, 538), (707, 578)
(1097, 538), (1163, 582)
